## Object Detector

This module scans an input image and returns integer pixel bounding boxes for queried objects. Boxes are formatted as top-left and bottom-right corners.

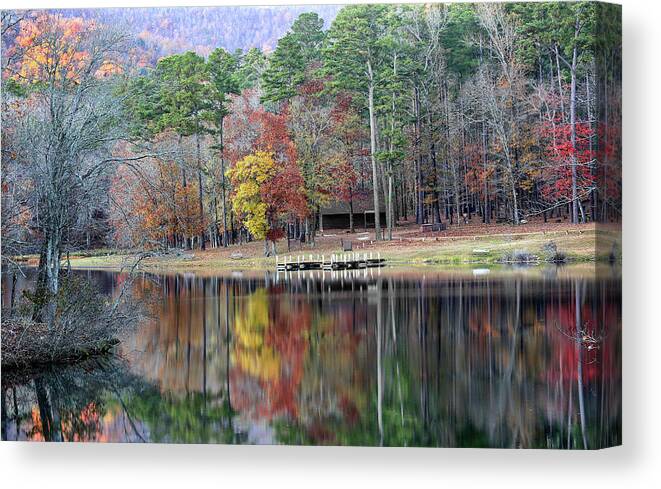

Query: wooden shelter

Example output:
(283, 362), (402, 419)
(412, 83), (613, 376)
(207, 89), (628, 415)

(320, 194), (386, 230)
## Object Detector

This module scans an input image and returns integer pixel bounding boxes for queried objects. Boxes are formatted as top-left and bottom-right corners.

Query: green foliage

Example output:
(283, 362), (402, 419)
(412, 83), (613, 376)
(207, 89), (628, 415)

(2, 77), (29, 97)
(443, 3), (480, 78)
(511, 1), (597, 75)
(126, 390), (239, 444)
(155, 51), (212, 136)
(234, 47), (268, 91)
(207, 47), (240, 122)
(122, 51), (215, 139)
(323, 4), (393, 101)
(261, 12), (326, 103)
(120, 74), (165, 138)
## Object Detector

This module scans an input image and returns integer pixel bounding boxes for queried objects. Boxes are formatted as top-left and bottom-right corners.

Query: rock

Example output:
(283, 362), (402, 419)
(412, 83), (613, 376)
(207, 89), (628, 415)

(230, 252), (243, 260)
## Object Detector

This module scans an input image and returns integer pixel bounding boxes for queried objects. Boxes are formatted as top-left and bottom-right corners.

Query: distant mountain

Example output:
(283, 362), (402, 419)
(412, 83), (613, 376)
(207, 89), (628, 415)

(52, 5), (343, 57)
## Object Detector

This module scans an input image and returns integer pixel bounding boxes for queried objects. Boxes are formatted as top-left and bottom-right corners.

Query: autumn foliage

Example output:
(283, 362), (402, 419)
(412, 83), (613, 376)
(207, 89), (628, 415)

(227, 151), (306, 244)
(110, 149), (205, 249)
(539, 120), (596, 204)
(6, 14), (122, 88)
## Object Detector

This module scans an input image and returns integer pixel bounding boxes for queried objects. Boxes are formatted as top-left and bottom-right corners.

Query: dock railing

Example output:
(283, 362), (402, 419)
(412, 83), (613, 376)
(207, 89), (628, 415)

(276, 252), (384, 271)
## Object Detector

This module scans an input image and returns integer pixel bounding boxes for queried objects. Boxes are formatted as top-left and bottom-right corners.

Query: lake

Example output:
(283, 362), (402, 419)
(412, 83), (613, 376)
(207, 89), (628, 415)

(1, 265), (621, 448)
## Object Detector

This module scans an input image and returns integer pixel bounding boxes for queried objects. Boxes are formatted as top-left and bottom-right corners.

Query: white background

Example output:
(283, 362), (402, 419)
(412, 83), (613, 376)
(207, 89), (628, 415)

(1, 0), (659, 488)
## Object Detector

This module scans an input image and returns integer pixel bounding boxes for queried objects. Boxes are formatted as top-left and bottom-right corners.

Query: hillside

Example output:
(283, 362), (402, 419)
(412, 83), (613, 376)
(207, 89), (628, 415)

(52, 5), (341, 57)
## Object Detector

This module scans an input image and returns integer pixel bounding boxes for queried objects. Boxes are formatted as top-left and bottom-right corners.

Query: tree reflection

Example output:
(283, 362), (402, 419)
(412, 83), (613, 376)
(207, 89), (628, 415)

(2, 358), (151, 442)
(2, 269), (621, 448)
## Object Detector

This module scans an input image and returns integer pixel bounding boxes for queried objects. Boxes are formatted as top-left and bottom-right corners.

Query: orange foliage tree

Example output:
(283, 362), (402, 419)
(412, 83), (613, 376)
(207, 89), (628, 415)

(110, 155), (205, 249)
(6, 13), (123, 87)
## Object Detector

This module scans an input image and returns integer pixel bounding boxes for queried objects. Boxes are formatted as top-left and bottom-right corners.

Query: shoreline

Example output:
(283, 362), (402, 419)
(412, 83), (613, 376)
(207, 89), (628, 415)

(12, 224), (621, 274)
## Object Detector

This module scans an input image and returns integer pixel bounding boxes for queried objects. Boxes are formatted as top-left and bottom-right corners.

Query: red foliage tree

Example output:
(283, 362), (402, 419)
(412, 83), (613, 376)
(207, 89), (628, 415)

(539, 119), (596, 205)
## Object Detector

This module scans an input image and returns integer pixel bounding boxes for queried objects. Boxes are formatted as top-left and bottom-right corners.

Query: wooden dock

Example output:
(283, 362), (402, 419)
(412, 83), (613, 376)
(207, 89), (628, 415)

(276, 252), (385, 272)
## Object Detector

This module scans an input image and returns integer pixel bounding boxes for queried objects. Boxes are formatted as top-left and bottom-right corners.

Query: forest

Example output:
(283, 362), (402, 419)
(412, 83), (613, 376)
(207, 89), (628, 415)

(0, 3), (623, 452)
(1, 2), (621, 327)
(51, 5), (342, 62)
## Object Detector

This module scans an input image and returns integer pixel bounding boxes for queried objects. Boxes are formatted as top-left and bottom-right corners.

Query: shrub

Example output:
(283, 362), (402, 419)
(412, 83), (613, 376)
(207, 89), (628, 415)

(2, 274), (143, 368)
(542, 241), (567, 263)
(500, 249), (539, 263)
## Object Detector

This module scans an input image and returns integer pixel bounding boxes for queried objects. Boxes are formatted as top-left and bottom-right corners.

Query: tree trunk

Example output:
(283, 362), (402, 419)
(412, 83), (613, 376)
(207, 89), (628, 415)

(387, 173), (394, 239)
(304, 217), (310, 245)
(479, 35), (491, 225)
(349, 193), (355, 233)
(367, 59), (382, 241)
(413, 86), (425, 225)
(196, 129), (206, 249)
(9, 272), (17, 316)
(511, 177), (520, 225)
(482, 120), (490, 224)
(41, 229), (63, 328)
(385, 53), (398, 241)
(430, 109), (442, 225)
(219, 116), (229, 246)
(586, 71), (596, 222)
(569, 30), (580, 224)
(180, 140), (191, 250)
(554, 44), (566, 120)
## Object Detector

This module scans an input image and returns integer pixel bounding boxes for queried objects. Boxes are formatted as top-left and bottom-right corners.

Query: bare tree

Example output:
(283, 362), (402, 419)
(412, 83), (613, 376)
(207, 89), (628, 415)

(3, 15), (132, 325)
(476, 3), (527, 225)
(403, 4), (449, 226)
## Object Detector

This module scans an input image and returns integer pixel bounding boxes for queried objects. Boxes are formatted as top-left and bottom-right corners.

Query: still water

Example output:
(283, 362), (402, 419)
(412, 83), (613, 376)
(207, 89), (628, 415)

(1, 266), (621, 448)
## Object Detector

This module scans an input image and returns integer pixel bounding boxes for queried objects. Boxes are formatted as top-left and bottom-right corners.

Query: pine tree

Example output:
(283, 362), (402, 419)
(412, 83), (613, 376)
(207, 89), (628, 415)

(324, 4), (393, 240)
(262, 12), (326, 103)
(208, 48), (240, 246)
(156, 52), (212, 248)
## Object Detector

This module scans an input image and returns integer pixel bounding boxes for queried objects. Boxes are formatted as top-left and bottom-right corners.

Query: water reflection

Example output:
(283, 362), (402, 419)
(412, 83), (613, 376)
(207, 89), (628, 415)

(2, 267), (621, 448)
(1, 358), (151, 442)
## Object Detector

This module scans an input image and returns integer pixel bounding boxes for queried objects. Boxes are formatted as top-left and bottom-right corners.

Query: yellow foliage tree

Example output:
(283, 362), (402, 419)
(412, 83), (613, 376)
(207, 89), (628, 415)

(232, 289), (280, 382)
(226, 151), (277, 240)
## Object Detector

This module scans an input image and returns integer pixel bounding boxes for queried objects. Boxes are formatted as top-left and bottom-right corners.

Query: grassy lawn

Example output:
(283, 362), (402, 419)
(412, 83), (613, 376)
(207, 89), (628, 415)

(39, 221), (620, 273)
(383, 228), (600, 265)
